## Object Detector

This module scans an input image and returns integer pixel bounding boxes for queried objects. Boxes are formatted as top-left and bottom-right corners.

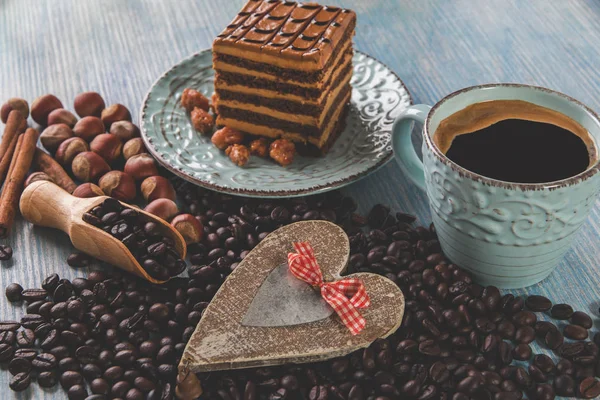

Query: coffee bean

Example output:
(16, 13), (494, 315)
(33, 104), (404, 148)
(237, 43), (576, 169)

(544, 328), (564, 350)
(550, 303), (573, 319)
(525, 295), (552, 311)
(80, 363), (102, 381)
(15, 328), (35, 347)
(514, 326), (535, 344)
(37, 370), (58, 388)
(513, 343), (532, 361)
(0, 330), (15, 345)
(532, 354), (555, 374)
(580, 376), (600, 398)
(0, 320), (20, 331)
(512, 311), (536, 326)
(0, 343), (15, 361)
(8, 357), (31, 375)
(32, 352), (57, 370)
(68, 384), (88, 400)
(90, 378), (110, 395)
(21, 288), (47, 301)
(5, 283), (23, 302)
(571, 311), (593, 329)
(9, 372), (30, 391)
(126, 387), (145, 400)
(564, 324), (588, 340)
(60, 370), (84, 389)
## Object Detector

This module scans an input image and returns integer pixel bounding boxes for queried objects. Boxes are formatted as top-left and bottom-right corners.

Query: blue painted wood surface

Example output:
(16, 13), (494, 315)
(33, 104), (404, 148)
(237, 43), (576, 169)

(1, 0), (600, 398)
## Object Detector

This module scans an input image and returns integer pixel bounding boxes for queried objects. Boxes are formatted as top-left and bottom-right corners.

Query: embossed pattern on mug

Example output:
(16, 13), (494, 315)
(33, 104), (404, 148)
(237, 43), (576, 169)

(140, 49), (411, 197)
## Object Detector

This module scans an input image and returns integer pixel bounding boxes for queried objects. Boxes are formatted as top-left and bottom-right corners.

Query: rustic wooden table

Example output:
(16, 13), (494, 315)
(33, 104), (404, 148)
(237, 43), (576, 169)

(1, 0), (600, 398)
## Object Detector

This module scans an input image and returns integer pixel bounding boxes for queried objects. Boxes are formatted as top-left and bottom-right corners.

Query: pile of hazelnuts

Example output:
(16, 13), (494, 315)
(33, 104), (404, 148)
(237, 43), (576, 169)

(0, 93), (203, 246)
(183, 88), (296, 167)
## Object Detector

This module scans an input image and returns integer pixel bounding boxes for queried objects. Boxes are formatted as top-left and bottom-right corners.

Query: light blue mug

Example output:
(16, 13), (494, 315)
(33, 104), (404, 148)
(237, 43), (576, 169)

(392, 84), (600, 288)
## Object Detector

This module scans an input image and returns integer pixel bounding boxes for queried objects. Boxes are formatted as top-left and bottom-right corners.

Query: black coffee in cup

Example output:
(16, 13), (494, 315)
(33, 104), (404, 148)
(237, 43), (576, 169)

(433, 100), (596, 183)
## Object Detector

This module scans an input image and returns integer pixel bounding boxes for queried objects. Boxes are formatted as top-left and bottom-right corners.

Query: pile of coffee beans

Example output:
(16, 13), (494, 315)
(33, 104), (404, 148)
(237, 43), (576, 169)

(82, 198), (186, 281)
(2, 177), (600, 400)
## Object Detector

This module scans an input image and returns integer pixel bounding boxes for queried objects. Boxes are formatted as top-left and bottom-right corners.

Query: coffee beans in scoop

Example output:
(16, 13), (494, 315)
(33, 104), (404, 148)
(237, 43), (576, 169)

(82, 198), (186, 280)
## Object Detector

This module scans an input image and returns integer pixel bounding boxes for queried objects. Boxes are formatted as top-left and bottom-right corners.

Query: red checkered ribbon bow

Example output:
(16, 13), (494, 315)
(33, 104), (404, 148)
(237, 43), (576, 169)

(288, 242), (370, 335)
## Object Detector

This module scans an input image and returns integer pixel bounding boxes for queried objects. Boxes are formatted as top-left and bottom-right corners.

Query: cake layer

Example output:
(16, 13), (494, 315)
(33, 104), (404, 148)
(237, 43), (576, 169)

(213, 1), (356, 71)
(214, 55), (353, 103)
(216, 83), (351, 144)
(212, 24), (354, 87)
(216, 71), (352, 127)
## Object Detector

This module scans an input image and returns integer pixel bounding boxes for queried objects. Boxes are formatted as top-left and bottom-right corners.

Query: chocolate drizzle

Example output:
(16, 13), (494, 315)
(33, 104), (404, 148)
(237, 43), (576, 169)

(214, 0), (356, 66)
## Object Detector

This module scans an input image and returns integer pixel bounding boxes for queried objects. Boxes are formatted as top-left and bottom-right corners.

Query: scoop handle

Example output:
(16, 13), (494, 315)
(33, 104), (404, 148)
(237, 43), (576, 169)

(20, 180), (93, 235)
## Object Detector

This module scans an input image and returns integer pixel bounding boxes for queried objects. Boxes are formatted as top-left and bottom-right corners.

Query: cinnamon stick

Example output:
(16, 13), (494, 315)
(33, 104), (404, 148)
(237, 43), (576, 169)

(32, 148), (77, 194)
(0, 134), (18, 187)
(0, 128), (39, 237)
(0, 110), (25, 163)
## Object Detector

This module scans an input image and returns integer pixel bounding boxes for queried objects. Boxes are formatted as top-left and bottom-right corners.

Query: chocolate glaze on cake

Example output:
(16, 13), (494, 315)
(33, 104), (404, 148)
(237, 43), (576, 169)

(212, 0), (356, 154)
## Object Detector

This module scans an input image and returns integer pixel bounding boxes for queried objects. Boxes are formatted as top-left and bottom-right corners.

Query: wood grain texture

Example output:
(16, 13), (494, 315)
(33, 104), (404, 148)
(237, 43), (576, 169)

(1, 0), (600, 398)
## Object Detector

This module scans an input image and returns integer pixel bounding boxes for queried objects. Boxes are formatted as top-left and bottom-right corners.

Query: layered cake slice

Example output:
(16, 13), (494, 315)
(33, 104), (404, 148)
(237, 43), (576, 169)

(213, 0), (355, 154)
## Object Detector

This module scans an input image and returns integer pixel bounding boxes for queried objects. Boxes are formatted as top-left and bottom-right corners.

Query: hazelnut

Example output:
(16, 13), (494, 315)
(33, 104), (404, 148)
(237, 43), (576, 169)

(210, 92), (219, 114)
(190, 107), (214, 134)
(171, 214), (204, 244)
(123, 138), (147, 160)
(141, 176), (176, 202)
(74, 92), (106, 118)
(269, 139), (295, 166)
(181, 88), (210, 113)
(72, 151), (111, 182)
(31, 94), (63, 125)
(123, 153), (158, 181)
(98, 171), (136, 202)
(1, 98), (29, 123)
(144, 198), (178, 222)
(110, 121), (140, 142)
(24, 172), (53, 187)
(250, 138), (269, 157)
(225, 144), (250, 167)
(73, 116), (105, 142)
(55, 137), (90, 166)
(73, 183), (105, 198)
(47, 108), (77, 128)
(101, 104), (131, 128)
(90, 133), (123, 163)
(40, 123), (74, 153)
(211, 127), (244, 150)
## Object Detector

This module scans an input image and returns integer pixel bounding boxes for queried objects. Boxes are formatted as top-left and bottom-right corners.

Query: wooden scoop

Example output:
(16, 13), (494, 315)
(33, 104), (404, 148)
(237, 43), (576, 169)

(19, 180), (187, 284)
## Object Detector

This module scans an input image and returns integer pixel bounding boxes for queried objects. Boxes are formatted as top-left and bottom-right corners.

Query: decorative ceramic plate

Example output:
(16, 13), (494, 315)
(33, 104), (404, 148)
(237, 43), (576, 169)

(140, 49), (411, 198)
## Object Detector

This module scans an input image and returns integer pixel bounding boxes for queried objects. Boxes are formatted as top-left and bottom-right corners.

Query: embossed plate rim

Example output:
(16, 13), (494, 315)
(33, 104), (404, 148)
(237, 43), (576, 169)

(140, 48), (412, 198)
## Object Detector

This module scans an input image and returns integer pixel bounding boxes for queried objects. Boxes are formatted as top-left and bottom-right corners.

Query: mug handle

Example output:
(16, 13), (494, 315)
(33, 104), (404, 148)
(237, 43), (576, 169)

(391, 104), (432, 191)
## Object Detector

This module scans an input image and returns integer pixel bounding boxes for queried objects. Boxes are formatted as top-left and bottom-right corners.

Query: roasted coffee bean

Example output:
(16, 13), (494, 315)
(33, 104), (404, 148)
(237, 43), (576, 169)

(5, 283), (23, 302)
(513, 344), (532, 361)
(525, 295), (552, 311)
(59, 357), (80, 372)
(21, 313), (45, 329)
(564, 324), (588, 340)
(32, 352), (57, 370)
(14, 348), (36, 361)
(571, 311), (593, 329)
(21, 288), (47, 301)
(532, 354), (555, 374)
(0, 320), (20, 331)
(561, 342), (585, 358)
(8, 357), (31, 375)
(90, 378), (110, 395)
(512, 311), (536, 326)
(68, 384), (88, 400)
(534, 383), (555, 400)
(40, 329), (59, 349)
(544, 328), (564, 350)
(580, 377), (600, 398)
(0, 343), (15, 361)
(0, 330), (15, 345)
(554, 374), (575, 396)
(514, 326), (535, 344)
(9, 372), (30, 391)
(15, 328), (35, 347)
(60, 370), (84, 389)
(550, 303), (573, 319)
(0, 244), (13, 261)
(38, 370), (58, 388)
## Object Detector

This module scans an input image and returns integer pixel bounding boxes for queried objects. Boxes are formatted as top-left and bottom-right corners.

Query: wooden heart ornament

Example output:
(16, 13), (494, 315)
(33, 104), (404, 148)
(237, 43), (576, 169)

(181, 220), (405, 373)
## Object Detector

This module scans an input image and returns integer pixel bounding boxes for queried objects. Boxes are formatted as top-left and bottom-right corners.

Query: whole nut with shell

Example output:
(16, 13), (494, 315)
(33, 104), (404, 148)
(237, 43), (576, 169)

(110, 121), (139, 142)
(25, 172), (53, 188)
(40, 124), (74, 153)
(171, 214), (204, 244)
(74, 92), (106, 118)
(98, 171), (136, 202)
(55, 137), (89, 166)
(73, 183), (104, 198)
(141, 176), (176, 202)
(144, 198), (178, 222)
(124, 153), (158, 181)
(72, 151), (111, 182)
(31, 94), (63, 125)
(123, 138), (146, 160)
(1, 98), (29, 123)
(73, 116), (105, 142)
(47, 108), (77, 128)
(90, 133), (122, 163)
(101, 104), (131, 128)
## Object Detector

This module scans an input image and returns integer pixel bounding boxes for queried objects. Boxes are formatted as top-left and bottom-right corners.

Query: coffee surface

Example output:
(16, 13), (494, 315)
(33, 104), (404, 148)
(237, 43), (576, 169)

(433, 100), (596, 183)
